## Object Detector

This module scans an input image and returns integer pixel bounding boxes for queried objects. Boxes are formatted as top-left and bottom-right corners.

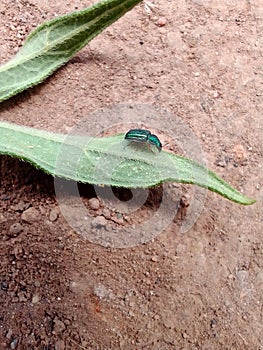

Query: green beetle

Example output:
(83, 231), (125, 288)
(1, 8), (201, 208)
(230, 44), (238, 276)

(148, 133), (162, 152)
(124, 129), (162, 152)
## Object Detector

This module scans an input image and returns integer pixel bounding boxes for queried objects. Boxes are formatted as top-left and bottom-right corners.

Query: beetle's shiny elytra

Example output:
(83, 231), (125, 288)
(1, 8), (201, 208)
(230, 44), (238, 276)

(124, 129), (162, 152)
(124, 129), (151, 142)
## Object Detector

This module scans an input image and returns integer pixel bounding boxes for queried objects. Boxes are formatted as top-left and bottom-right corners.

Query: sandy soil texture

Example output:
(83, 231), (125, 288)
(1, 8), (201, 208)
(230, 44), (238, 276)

(0, 0), (262, 349)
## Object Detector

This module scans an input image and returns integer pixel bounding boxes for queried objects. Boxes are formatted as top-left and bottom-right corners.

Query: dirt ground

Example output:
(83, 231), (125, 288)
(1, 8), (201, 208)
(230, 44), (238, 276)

(0, 0), (263, 349)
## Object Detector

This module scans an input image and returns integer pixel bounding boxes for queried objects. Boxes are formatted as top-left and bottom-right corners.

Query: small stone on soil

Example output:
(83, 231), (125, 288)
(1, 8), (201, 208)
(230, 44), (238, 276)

(111, 215), (124, 225)
(53, 317), (66, 334)
(102, 208), (111, 219)
(21, 207), (40, 223)
(92, 216), (108, 228)
(49, 208), (59, 222)
(88, 198), (100, 210)
(156, 17), (167, 27)
(151, 255), (158, 262)
(32, 294), (40, 304)
(10, 338), (18, 349)
(55, 339), (65, 350)
(8, 223), (23, 236)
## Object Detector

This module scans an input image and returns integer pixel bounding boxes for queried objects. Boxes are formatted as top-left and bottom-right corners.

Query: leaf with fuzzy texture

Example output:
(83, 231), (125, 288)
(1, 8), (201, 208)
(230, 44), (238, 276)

(0, 121), (256, 205)
(0, 0), (142, 102)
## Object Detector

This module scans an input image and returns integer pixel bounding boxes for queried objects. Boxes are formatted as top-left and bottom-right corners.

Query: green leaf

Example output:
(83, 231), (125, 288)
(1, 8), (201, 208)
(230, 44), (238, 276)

(0, 0), (142, 102)
(0, 121), (256, 205)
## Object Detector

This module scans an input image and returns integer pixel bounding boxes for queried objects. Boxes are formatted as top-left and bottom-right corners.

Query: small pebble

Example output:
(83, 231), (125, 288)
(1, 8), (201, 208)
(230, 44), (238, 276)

(210, 318), (217, 328)
(10, 338), (18, 349)
(111, 215), (124, 225)
(151, 255), (158, 262)
(32, 294), (40, 304)
(89, 198), (100, 210)
(92, 216), (108, 228)
(55, 340), (65, 350)
(232, 144), (247, 163)
(156, 17), (167, 27)
(8, 223), (23, 236)
(102, 208), (111, 219)
(216, 160), (226, 168)
(53, 317), (66, 334)
(49, 208), (59, 222)
(213, 90), (219, 98)
(21, 207), (40, 223)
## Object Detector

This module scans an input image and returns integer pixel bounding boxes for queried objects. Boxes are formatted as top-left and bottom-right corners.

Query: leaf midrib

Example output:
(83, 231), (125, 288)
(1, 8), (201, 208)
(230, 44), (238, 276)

(0, 2), (128, 71)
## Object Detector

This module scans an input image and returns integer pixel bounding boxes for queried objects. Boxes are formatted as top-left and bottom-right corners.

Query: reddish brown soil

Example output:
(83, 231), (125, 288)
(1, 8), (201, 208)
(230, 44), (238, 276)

(0, 0), (262, 349)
